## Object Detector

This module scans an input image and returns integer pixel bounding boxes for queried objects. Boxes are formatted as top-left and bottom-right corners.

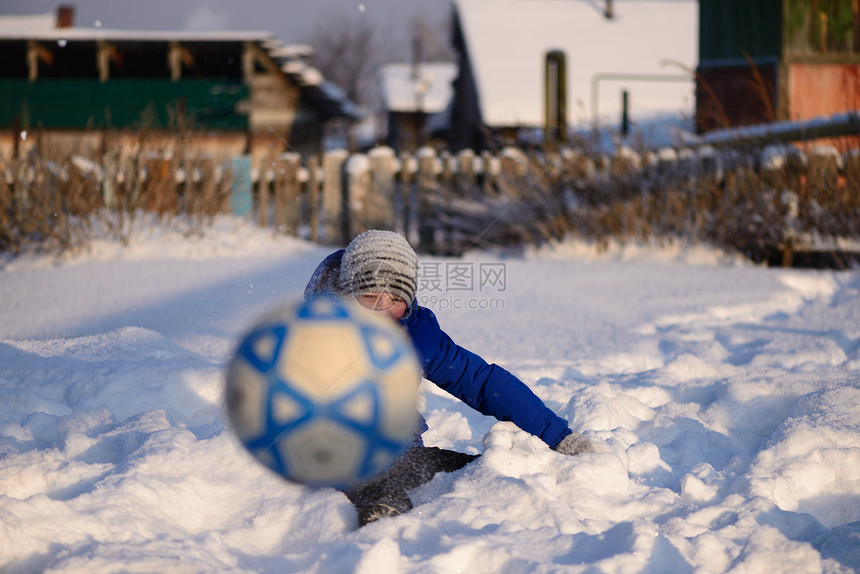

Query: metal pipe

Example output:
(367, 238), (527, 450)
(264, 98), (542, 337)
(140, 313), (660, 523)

(695, 110), (860, 148)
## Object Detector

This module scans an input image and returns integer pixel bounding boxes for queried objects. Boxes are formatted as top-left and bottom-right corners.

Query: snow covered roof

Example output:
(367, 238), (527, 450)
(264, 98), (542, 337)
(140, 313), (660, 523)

(0, 11), (56, 33)
(268, 43), (315, 60)
(0, 26), (274, 42)
(454, 0), (698, 128)
(378, 62), (458, 114)
(0, 10), (272, 42)
(274, 48), (361, 120)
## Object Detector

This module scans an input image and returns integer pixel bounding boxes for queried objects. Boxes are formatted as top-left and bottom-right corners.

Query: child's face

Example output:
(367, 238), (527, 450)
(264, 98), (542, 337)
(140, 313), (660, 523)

(355, 292), (407, 322)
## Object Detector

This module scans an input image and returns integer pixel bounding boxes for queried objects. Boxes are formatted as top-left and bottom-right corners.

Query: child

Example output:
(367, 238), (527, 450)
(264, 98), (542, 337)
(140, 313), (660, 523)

(305, 230), (592, 526)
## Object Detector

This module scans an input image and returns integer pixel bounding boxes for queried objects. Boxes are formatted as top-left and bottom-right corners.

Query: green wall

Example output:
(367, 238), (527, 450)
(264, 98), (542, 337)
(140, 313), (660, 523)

(0, 79), (248, 130)
(699, 0), (783, 61)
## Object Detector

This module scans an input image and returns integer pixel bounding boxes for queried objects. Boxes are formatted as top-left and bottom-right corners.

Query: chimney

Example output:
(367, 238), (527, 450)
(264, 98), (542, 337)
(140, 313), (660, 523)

(605, 0), (614, 19)
(56, 5), (75, 28)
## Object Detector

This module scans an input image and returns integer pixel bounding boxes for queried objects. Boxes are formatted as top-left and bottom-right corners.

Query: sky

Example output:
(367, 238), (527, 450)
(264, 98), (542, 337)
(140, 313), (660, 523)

(1, 214), (858, 572)
(0, 0), (453, 51)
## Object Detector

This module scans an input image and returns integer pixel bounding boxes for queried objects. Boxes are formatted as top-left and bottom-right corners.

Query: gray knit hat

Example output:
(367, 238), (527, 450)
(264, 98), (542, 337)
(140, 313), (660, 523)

(340, 230), (419, 308)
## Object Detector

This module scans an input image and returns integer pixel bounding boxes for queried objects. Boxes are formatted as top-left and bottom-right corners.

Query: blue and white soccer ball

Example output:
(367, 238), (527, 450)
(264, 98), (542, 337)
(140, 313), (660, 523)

(225, 296), (421, 488)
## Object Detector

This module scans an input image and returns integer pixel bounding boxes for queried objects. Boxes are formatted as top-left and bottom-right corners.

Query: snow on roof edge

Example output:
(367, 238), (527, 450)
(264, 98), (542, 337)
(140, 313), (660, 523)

(379, 62), (458, 114)
(0, 12), (56, 33)
(0, 27), (275, 42)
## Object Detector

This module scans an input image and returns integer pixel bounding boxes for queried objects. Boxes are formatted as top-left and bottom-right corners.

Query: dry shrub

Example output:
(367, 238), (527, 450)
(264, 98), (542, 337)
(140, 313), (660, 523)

(564, 144), (858, 264)
(0, 152), (100, 253)
(426, 142), (860, 265)
(0, 132), (232, 255)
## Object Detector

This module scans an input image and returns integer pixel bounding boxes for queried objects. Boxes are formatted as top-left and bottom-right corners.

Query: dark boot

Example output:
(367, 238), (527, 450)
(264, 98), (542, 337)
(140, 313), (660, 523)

(345, 475), (413, 527)
(345, 446), (479, 526)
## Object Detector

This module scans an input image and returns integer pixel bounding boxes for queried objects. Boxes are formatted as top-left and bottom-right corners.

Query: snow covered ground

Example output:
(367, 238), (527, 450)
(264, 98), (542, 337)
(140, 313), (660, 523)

(1, 217), (859, 573)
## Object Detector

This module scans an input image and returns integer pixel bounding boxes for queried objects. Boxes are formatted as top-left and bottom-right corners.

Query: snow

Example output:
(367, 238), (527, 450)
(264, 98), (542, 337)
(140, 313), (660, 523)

(0, 11), (56, 33)
(378, 63), (458, 114)
(0, 22), (273, 42)
(2, 218), (860, 573)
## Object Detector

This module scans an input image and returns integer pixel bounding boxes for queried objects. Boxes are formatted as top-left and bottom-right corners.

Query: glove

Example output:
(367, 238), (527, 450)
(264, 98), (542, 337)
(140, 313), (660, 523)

(553, 431), (594, 456)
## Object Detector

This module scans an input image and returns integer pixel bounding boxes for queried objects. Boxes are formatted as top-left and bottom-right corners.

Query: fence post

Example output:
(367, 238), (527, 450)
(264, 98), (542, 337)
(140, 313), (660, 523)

(229, 155), (253, 216)
(346, 153), (371, 237)
(399, 151), (419, 246)
(8, 158), (27, 229)
(321, 149), (348, 245)
(438, 150), (456, 251)
(369, 146), (398, 231)
(456, 148), (477, 197)
(143, 155), (177, 214)
(500, 147), (527, 179)
(273, 152), (301, 236)
(481, 150), (496, 195)
(564, 149), (596, 185)
(257, 157), (272, 227)
(102, 152), (118, 209)
(306, 155), (321, 242)
(497, 148), (526, 205)
(416, 147), (440, 252)
(195, 156), (218, 216)
(127, 152), (144, 210)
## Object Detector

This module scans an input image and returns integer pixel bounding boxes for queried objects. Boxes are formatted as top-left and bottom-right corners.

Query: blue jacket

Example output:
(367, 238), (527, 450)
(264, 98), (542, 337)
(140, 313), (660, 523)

(305, 251), (572, 449)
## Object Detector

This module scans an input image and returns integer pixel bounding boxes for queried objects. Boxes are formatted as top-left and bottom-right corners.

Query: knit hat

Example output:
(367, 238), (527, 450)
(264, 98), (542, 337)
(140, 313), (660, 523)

(339, 230), (419, 309)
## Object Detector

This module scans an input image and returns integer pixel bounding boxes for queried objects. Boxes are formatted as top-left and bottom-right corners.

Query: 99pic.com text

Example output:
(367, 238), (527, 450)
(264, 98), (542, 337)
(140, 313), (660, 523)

(417, 294), (506, 311)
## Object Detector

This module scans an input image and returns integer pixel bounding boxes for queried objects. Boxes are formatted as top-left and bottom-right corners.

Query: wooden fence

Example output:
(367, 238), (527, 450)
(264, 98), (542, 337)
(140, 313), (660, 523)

(240, 147), (508, 250)
(241, 143), (860, 255)
(3, 141), (860, 257)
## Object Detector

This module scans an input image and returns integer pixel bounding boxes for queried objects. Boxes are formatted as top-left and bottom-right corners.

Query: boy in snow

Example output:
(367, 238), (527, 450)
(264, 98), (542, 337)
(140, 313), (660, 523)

(304, 229), (592, 526)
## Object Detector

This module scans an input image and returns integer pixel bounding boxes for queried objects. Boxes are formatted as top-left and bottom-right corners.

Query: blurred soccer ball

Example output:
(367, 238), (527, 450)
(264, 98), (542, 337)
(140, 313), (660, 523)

(225, 296), (421, 488)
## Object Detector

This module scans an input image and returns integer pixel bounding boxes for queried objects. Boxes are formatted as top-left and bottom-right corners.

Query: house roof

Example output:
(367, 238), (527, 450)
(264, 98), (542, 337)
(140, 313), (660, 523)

(0, 12), (359, 121)
(281, 60), (362, 120)
(454, 0), (698, 128)
(0, 26), (274, 42)
(0, 11), (56, 33)
(0, 10), (273, 42)
(378, 62), (458, 114)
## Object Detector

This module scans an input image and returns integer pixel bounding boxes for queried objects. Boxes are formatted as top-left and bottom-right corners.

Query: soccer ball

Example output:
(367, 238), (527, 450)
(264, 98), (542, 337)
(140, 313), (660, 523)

(225, 296), (421, 488)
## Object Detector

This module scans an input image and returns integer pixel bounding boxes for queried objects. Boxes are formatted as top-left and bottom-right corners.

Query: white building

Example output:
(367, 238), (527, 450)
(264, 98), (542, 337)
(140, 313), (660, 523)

(447, 0), (698, 149)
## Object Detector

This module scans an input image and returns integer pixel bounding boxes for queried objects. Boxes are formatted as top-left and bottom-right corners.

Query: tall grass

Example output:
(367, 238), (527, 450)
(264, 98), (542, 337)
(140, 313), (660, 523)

(0, 133), (232, 255)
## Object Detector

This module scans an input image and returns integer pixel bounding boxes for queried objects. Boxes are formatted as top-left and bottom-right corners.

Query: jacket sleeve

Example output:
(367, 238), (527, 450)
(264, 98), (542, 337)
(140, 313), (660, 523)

(407, 307), (572, 449)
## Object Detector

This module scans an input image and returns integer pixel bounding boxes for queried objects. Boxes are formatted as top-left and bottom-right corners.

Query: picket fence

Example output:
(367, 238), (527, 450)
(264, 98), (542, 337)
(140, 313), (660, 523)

(243, 146), (544, 252)
(4, 142), (859, 256)
(238, 143), (860, 254)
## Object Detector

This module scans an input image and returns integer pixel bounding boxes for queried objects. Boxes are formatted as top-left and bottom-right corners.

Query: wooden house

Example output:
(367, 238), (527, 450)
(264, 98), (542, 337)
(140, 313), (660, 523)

(697, 0), (860, 135)
(0, 7), (358, 164)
